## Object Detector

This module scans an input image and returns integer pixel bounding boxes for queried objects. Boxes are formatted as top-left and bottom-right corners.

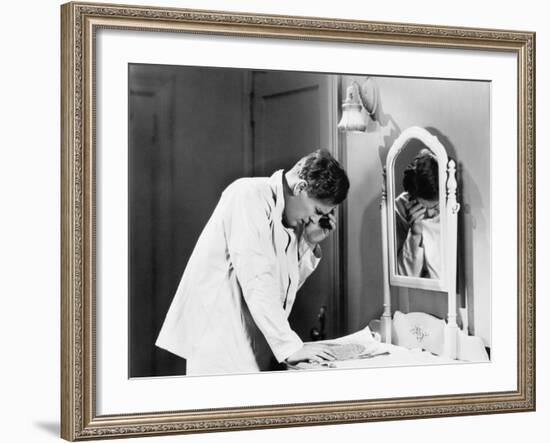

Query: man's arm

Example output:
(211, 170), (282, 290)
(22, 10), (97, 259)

(395, 196), (425, 277)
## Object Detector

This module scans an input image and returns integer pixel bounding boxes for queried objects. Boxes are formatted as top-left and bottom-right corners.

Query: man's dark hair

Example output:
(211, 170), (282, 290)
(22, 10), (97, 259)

(298, 149), (350, 205)
(402, 149), (439, 201)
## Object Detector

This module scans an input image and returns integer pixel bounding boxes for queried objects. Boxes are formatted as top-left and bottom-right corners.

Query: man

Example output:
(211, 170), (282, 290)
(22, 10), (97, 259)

(395, 148), (441, 279)
(156, 150), (350, 375)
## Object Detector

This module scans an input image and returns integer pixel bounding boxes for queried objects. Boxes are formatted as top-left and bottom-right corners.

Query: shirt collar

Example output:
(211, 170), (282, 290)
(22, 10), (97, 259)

(268, 169), (287, 220)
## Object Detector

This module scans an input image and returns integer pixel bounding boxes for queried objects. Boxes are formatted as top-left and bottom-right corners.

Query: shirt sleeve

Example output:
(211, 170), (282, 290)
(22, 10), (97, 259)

(297, 235), (321, 289)
(224, 185), (303, 363)
(395, 193), (424, 277)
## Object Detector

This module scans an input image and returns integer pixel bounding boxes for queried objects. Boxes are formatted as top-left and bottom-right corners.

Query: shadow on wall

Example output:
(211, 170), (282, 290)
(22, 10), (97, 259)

(373, 88), (402, 167)
(33, 421), (59, 437)
(359, 194), (384, 324)
(425, 127), (458, 164)
(354, 96), (403, 326)
(457, 167), (486, 335)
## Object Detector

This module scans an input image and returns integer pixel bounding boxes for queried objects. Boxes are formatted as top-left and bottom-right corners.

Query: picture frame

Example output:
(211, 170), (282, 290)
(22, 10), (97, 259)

(61, 1), (536, 440)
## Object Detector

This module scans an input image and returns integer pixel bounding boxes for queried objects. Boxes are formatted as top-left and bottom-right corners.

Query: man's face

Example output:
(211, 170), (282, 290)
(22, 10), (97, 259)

(415, 197), (439, 219)
(284, 186), (336, 229)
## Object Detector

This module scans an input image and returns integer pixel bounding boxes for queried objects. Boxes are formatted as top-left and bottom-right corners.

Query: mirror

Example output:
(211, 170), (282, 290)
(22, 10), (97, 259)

(393, 143), (441, 280)
(384, 127), (457, 292)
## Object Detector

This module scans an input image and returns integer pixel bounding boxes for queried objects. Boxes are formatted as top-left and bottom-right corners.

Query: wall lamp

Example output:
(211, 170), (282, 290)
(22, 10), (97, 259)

(337, 78), (378, 132)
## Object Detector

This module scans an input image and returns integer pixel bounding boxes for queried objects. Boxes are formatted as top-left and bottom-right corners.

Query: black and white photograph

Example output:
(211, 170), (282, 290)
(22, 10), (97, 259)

(56, 2), (537, 441)
(128, 64), (491, 378)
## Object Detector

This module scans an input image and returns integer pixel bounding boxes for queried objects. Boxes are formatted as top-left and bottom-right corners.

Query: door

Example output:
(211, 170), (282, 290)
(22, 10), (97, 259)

(251, 71), (343, 340)
(129, 65), (251, 377)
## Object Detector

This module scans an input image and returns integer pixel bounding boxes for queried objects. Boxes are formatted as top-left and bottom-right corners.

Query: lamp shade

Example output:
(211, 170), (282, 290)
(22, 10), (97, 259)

(337, 83), (367, 132)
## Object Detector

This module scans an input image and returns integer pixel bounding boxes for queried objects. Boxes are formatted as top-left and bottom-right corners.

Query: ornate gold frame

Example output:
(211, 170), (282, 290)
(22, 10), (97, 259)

(61, 2), (536, 440)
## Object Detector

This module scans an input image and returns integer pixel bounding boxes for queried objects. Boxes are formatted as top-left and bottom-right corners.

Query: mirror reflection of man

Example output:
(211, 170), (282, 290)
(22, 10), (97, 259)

(395, 148), (441, 279)
(156, 150), (350, 375)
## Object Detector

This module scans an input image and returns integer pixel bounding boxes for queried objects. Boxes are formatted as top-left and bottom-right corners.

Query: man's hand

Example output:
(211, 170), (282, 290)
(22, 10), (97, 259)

(303, 211), (336, 245)
(285, 343), (337, 364)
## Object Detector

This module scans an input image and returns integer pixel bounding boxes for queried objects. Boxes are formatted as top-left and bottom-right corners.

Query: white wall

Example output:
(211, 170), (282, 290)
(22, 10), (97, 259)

(344, 76), (492, 346)
(0, 1), (546, 443)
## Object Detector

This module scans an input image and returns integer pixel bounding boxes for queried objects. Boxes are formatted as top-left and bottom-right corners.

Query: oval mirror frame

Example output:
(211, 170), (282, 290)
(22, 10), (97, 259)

(384, 126), (458, 292)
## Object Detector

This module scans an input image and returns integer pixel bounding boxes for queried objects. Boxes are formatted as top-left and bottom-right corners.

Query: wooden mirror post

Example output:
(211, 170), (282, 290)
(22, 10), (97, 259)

(443, 159), (460, 358)
(380, 167), (392, 343)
